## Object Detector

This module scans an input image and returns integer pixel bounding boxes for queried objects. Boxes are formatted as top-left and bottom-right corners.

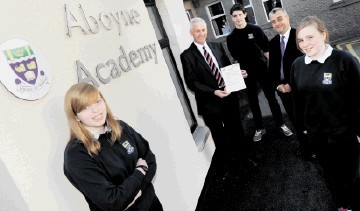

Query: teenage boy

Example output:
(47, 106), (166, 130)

(226, 4), (292, 142)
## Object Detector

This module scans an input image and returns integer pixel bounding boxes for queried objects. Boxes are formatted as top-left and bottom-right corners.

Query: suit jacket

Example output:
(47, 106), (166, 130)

(180, 42), (231, 115)
(269, 28), (303, 89)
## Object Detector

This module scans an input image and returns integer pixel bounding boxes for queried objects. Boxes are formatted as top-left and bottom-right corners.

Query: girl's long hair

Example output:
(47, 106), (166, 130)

(64, 82), (121, 155)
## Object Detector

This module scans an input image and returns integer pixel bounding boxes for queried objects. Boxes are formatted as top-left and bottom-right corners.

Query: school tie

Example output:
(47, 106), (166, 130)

(203, 46), (225, 88)
(280, 35), (286, 80)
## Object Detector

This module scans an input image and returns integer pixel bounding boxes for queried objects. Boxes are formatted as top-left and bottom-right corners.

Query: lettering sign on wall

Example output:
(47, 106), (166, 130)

(0, 39), (51, 100)
(65, 4), (158, 87)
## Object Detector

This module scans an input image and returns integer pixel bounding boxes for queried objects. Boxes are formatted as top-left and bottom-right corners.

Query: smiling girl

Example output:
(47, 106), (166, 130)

(290, 16), (360, 211)
(63, 83), (163, 211)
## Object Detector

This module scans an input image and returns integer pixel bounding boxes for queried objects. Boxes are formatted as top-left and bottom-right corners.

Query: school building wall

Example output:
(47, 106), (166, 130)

(0, 0), (214, 210)
(189, 0), (360, 43)
(261, 0), (360, 43)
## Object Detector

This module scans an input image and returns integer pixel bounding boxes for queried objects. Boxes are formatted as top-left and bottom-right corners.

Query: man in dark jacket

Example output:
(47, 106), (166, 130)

(269, 7), (303, 125)
(180, 17), (247, 152)
(268, 8), (314, 159)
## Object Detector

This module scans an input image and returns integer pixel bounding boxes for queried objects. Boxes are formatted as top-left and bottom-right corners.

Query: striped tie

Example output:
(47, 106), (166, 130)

(203, 46), (224, 88)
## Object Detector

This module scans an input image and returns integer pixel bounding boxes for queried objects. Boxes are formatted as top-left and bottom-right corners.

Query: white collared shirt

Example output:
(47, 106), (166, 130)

(91, 125), (111, 140)
(194, 41), (220, 69)
(304, 44), (333, 64)
(280, 28), (291, 49)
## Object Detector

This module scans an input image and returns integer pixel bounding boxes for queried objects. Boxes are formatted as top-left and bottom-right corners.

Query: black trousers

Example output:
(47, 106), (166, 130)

(197, 95), (248, 211)
(276, 91), (294, 125)
(277, 91), (313, 154)
(309, 131), (360, 210)
(202, 93), (245, 152)
(245, 73), (284, 129)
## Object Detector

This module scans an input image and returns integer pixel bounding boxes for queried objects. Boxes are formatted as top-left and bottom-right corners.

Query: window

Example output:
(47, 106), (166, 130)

(207, 2), (231, 37)
(262, 0), (282, 21)
(234, 0), (257, 24)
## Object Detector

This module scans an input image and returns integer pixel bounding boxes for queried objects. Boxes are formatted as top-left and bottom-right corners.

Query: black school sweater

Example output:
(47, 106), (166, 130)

(226, 23), (269, 71)
(290, 49), (360, 136)
(64, 120), (157, 211)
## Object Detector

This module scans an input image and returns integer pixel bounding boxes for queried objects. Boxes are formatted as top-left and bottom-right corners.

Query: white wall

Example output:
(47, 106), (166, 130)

(0, 0), (213, 210)
(155, 0), (208, 127)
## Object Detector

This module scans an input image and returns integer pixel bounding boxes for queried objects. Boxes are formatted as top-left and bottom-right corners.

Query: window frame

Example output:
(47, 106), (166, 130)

(262, 0), (283, 22)
(206, 1), (231, 38)
(186, 9), (194, 21)
(145, 0), (198, 133)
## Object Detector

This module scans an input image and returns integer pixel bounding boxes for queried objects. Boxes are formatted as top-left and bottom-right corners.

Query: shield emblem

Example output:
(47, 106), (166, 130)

(0, 39), (51, 100)
(3, 46), (38, 85)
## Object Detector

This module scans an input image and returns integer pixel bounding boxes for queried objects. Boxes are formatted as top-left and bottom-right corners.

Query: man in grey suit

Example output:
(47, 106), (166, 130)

(180, 17), (247, 152)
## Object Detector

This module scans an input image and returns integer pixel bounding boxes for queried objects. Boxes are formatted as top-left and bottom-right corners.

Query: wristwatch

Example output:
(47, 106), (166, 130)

(136, 165), (148, 173)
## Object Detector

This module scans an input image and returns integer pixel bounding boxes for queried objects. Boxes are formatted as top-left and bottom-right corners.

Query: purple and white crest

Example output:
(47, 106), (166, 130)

(0, 39), (51, 100)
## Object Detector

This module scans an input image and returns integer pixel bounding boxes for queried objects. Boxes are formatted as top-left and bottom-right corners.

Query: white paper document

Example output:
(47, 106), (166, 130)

(220, 63), (246, 93)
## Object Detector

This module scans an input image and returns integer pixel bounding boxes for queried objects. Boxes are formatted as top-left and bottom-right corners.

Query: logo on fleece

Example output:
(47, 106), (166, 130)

(248, 33), (254, 39)
(322, 73), (332, 85)
(122, 140), (135, 154)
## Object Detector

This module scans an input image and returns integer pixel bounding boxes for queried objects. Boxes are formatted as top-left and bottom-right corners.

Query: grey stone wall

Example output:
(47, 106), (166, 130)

(260, 0), (360, 43)
(191, 0), (360, 44)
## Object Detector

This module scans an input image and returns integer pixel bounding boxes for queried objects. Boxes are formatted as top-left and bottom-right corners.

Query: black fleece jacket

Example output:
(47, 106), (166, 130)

(226, 23), (269, 72)
(290, 49), (360, 137)
(64, 120), (157, 211)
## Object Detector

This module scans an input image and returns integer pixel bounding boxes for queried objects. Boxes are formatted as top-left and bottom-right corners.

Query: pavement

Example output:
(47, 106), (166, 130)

(196, 99), (336, 210)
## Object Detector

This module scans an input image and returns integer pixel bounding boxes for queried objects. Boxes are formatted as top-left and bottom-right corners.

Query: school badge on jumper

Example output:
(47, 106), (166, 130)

(0, 39), (51, 100)
(248, 33), (254, 39)
(322, 73), (332, 85)
(122, 140), (135, 154)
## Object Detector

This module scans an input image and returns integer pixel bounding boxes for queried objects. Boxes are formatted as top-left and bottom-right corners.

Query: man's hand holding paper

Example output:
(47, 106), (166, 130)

(220, 63), (247, 93)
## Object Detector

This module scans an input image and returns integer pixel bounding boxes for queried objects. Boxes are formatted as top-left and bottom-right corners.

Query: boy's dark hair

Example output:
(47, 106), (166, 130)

(230, 3), (246, 15)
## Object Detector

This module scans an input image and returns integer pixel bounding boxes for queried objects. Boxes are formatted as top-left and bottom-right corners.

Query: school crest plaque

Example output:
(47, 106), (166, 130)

(0, 39), (51, 100)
